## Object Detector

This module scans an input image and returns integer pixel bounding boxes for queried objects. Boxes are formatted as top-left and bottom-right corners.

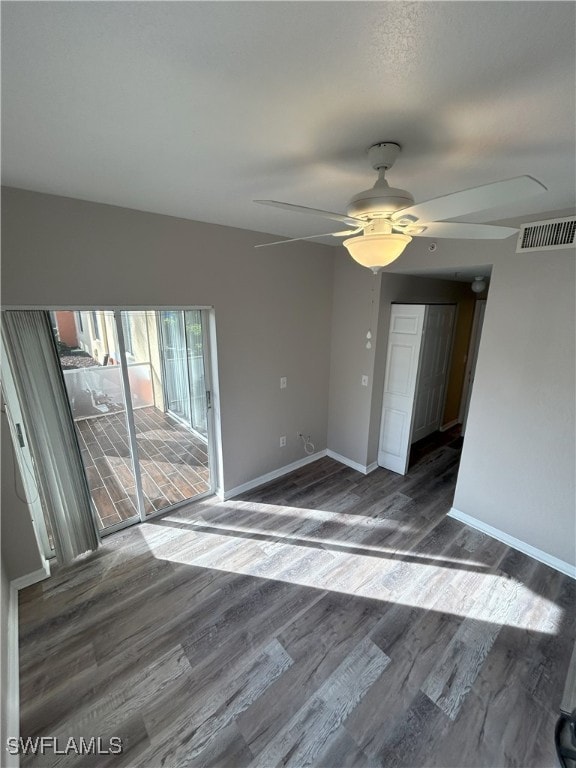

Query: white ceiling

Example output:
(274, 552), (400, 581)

(2, 2), (575, 244)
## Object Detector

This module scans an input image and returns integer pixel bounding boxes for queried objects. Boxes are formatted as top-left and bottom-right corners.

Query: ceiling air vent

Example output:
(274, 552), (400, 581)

(516, 216), (576, 253)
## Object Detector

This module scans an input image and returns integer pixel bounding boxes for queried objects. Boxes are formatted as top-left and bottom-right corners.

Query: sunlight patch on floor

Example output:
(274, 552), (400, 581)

(137, 522), (561, 633)
(161, 499), (489, 568)
(158, 515), (488, 568)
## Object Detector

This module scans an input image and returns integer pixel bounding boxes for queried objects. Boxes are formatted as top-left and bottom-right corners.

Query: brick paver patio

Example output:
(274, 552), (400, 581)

(75, 406), (210, 530)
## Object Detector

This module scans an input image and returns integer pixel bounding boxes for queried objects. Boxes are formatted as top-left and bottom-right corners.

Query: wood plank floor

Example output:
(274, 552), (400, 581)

(18, 434), (575, 767)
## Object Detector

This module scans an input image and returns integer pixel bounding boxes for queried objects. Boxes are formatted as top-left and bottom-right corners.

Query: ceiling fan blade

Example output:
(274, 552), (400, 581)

(391, 176), (547, 224)
(255, 230), (355, 248)
(254, 200), (364, 227)
(411, 222), (519, 239)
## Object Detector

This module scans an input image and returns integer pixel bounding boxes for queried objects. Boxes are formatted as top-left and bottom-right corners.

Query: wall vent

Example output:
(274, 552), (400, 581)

(516, 216), (576, 253)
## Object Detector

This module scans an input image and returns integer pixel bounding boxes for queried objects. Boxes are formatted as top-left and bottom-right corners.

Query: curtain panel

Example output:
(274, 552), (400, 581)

(2, 310), (99, 565)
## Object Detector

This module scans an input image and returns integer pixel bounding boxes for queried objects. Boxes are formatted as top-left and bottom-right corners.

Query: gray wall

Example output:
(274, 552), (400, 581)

(2, 187), (574, 568)
(1, 187), (335, 493)
(453, 251), (575, 565)
(327, 256), (381, 467)
(384, 213), (575, 567)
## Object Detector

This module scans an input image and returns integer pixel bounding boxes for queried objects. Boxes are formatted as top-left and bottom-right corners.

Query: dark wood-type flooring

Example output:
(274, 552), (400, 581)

(18, 433), (575, 767)
(76, 406), (210, 530)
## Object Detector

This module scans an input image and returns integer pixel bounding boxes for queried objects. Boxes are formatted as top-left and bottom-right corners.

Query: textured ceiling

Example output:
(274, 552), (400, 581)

(2, 2), (575, 243)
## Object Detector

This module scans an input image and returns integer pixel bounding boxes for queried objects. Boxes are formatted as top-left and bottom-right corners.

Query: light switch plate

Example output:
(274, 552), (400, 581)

(361, 375), (369, 387)
(280, 377), (287, 389)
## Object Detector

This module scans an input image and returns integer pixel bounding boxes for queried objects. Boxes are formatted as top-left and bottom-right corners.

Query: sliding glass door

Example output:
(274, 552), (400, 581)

(122, 310), (211, 518)
(52, 308), (214, 534)
(55, 310), (141, 532)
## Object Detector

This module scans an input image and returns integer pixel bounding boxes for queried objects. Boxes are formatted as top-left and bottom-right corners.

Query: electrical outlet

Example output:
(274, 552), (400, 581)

(280, 377), (287, 389)
(280, 435), (286, 447)
(361, 375), (369, 387)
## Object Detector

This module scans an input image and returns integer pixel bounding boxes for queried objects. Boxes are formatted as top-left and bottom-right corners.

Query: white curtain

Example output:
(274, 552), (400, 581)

(2, 310), (99, 565)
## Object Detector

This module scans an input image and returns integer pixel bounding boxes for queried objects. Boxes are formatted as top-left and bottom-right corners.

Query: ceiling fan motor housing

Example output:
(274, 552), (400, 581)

(347, 178), (415, 218)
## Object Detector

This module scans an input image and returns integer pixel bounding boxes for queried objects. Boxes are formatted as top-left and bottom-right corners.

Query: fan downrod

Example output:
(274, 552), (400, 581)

(347, 142), (413, 218)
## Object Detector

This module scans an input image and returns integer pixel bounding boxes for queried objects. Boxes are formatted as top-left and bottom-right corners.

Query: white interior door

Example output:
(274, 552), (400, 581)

(460, 300), (487, 433)
(411, 304), (456, 443)
(378, 304), (426, 475)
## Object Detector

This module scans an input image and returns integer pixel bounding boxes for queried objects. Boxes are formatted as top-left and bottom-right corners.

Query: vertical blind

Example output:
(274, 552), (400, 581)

(2, 310), (99, 565)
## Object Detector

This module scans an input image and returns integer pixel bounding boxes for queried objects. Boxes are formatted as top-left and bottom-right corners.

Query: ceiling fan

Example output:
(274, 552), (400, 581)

(254, 142), (547, 272)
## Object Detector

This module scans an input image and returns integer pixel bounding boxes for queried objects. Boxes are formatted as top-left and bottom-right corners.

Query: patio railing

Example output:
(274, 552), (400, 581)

(63, 363), (154, 420)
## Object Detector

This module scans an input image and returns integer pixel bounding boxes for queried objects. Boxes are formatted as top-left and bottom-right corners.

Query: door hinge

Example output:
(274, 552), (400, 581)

(206, 390), (212, 409)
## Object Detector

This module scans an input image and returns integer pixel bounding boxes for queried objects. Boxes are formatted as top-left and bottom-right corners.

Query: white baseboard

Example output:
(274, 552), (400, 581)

(326, 450), (378, 476)
(448, 507), (576, 579)
(11, 559), (51, 591)
(223, 451), (327, 500)
(439, 420), (460, 432)
(4, 584), (20, 768)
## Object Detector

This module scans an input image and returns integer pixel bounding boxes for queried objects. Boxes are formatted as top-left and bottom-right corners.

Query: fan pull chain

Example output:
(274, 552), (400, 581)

(366, 276), (377, 349)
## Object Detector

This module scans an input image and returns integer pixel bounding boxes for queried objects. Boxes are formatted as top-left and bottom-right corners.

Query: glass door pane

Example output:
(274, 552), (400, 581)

(185, 310), (208, 438)
(159, 311), (191, 425)
(52, 310), (140, 532)
(120, 310), (212, 517)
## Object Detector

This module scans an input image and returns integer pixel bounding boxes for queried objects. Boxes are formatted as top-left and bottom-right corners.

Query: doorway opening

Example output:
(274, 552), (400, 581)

(408, 423), (463, 467)
(378, 296), (486, 476)
(378, 303), (456, 474)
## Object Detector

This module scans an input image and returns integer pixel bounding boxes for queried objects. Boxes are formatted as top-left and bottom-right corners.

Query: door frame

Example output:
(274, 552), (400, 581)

(378, 302), (458, 475)
(459, 299), (487, 432)
(3, 304), (222, 537)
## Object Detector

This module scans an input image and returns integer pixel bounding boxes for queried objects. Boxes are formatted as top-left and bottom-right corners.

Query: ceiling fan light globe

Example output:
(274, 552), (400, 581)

(344, 233), (412, 271)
